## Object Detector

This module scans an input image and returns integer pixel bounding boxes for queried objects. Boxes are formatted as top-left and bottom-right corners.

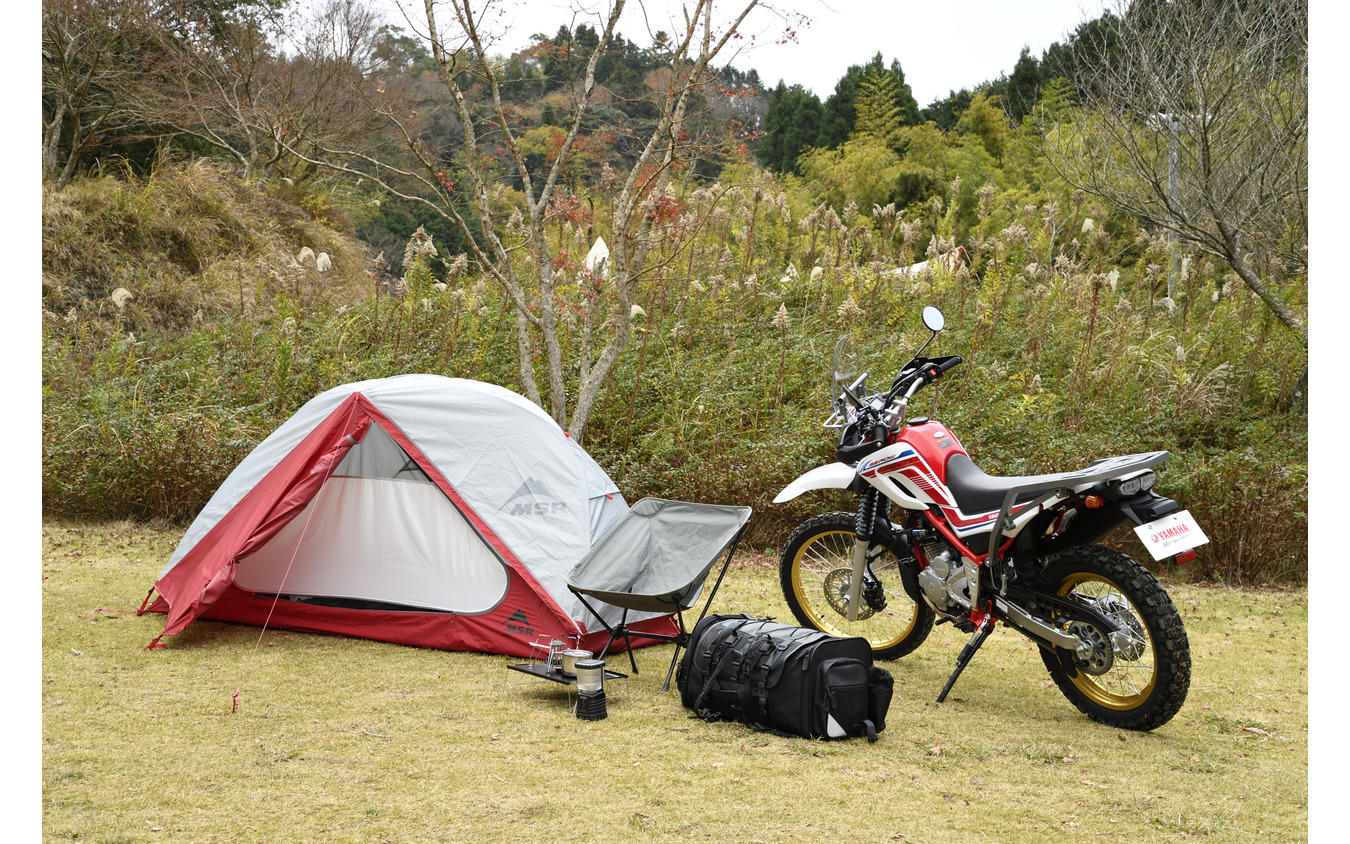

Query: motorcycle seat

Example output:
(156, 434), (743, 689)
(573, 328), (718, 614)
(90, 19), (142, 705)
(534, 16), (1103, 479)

(942, 453), (1065, 515)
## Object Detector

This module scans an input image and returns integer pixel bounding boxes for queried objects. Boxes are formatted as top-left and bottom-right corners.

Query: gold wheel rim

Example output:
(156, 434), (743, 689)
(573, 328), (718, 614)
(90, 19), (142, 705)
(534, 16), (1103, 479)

(1056, 572), (1157, 710)
(790, 528), (917, 650)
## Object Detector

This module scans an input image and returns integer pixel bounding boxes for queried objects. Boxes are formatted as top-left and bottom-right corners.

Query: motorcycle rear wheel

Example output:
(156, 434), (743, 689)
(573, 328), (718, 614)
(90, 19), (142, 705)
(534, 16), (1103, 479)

(1036, 545), (1191, 731)
(779, 512), (933, 660)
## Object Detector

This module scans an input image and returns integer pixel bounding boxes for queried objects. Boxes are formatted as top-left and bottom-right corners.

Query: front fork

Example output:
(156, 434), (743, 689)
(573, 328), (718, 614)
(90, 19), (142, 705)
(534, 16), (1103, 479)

(846, 489), (882, 621)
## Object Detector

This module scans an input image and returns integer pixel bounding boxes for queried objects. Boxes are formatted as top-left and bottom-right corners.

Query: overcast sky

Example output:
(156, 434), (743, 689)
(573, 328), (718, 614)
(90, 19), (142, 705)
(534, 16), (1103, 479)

(704, 0), (1111, 105)
(410, 0), (1114, 107)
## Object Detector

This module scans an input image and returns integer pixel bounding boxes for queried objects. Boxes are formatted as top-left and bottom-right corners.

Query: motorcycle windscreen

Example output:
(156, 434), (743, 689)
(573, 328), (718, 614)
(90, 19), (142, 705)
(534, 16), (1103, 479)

(235, 428), (509, 614)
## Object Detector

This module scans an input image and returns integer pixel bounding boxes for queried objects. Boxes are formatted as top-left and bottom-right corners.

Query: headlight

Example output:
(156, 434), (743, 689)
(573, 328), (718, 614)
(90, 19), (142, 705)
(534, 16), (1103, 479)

(1115, 472), (1157, 497)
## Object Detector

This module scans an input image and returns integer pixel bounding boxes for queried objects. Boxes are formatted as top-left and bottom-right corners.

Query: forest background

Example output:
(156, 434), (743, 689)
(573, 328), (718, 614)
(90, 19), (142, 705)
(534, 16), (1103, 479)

(39, 0), (1310, 589)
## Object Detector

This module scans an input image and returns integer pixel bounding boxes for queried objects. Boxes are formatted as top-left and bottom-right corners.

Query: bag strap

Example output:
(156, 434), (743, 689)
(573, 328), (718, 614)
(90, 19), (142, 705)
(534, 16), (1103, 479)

(691, 618), (757, 720)
(735, 635), (780, 721)
(862, 719), (878, 743)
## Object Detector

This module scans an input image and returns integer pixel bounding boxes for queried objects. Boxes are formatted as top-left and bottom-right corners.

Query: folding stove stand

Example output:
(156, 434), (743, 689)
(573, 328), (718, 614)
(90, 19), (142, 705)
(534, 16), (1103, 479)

(566, 498), (752, 691)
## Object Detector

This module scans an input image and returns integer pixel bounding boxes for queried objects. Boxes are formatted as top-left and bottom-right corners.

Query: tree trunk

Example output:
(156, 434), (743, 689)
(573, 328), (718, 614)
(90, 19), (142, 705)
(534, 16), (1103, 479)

(568, 305), (631, 445)
(1218, 222), (1307, 349)
(42, 104), (66, 183)
(512, 309), (542, 407)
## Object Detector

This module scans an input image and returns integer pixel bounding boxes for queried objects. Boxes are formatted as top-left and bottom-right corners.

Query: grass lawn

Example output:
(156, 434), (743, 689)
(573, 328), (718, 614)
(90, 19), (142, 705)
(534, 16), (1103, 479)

(42, 519), (1308, 842)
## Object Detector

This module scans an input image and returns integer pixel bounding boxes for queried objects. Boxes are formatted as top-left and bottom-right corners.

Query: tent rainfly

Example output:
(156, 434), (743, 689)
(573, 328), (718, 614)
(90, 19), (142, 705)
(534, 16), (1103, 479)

(140, 375), (676, 657)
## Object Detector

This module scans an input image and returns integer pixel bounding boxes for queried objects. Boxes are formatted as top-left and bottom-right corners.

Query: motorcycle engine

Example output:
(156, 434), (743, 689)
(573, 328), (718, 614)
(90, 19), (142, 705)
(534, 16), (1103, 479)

(916, 538), (971, 613)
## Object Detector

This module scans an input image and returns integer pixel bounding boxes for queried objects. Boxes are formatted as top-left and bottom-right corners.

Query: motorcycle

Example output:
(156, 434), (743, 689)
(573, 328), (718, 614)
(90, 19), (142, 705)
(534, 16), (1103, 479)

(773, 306), (1207, 731)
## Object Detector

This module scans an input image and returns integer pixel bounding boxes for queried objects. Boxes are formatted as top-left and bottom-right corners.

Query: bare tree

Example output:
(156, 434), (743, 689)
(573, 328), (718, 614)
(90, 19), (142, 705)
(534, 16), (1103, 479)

(142, 7), (285, 178)
(42, 0), (163, 187)
(281, 0), (770, 442)
(1040, 0), (1308, 352)
(140, 0), (396, 181)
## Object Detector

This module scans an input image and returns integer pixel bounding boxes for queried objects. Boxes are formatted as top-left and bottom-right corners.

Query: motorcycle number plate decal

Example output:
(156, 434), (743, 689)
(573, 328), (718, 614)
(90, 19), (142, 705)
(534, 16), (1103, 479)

(1134, 510), (1210, 561)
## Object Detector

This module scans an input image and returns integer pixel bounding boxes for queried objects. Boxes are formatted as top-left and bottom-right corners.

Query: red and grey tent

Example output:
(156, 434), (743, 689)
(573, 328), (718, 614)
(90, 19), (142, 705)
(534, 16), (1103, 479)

(141, 375), (676, 657)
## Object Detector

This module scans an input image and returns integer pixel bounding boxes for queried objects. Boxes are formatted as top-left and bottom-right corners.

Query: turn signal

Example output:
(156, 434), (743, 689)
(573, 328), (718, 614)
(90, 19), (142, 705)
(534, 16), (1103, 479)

(1083, 495), (1105, 509)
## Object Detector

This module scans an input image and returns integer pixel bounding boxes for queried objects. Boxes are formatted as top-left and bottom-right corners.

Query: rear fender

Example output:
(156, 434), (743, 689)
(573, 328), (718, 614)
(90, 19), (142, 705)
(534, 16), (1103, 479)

(772, 463), (857, 504)
(1029, 491), (1182, 560)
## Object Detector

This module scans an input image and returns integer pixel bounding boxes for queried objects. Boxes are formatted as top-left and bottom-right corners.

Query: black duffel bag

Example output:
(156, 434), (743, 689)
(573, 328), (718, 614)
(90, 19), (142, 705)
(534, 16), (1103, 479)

(676, 614), (893, 742)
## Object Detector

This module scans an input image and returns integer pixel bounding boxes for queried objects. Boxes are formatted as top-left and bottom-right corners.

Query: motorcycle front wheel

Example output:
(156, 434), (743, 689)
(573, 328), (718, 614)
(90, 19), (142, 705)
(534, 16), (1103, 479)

(779, 512), (933, 660)
(1036, 545), (1191, 731)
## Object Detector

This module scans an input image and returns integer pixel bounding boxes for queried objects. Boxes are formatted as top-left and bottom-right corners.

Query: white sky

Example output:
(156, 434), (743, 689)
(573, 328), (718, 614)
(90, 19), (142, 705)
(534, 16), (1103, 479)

(710, 0), (1112, 104)
(399, 0), (1113, 106)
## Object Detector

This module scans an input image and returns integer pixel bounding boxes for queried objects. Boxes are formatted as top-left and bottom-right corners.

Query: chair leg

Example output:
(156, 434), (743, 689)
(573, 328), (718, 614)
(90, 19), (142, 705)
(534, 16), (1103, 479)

(602, 609), (640, 675)
(624, 631), (640, 674)
(662, 643), (681, 692)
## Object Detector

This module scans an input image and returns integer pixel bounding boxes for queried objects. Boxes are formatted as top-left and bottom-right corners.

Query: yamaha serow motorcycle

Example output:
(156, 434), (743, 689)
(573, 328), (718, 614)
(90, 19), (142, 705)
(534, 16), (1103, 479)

(773, 306), (1207, 731)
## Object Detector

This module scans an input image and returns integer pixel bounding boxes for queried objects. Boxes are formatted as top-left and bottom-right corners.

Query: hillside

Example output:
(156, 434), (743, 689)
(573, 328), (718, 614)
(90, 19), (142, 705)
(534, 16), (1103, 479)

(40, 159), (1307, 584)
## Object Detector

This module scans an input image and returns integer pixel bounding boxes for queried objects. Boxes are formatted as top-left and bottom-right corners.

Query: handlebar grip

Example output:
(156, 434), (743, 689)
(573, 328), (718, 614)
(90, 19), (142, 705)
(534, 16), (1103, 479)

(938, 355), (963, 373)
(872, 421), (888, 444)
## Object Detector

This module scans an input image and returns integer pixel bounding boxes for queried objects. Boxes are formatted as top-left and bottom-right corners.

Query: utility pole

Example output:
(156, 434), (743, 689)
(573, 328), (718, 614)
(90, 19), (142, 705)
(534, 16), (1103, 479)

(1166, 113), (1180, 300)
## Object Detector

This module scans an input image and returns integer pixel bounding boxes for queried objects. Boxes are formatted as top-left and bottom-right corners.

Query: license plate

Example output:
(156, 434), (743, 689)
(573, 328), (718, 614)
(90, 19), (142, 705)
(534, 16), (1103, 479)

(1134, 510), (1210, 561)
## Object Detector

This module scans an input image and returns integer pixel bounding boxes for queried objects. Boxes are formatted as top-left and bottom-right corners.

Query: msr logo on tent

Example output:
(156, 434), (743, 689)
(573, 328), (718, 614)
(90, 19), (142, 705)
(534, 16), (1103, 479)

(500, 477), (570, 517)
(503, 609), (534, 638)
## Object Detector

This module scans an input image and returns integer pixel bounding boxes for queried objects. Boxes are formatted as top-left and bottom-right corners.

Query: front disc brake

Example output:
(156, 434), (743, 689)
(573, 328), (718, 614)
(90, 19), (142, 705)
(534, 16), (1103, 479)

(823, 567), (876, 620)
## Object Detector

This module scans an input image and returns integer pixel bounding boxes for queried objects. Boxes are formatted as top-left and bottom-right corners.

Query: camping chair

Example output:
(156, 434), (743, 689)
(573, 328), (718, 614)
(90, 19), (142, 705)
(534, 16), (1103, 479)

(566, 498), (752, 691)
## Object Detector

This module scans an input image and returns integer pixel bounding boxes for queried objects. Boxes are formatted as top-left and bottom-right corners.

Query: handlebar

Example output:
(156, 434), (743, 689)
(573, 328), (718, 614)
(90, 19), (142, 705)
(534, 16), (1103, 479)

(936, 354), (963, 374)
(918, 354), (963, 381)
(883, 354), (963, 405)
(834, 354), (964, 463)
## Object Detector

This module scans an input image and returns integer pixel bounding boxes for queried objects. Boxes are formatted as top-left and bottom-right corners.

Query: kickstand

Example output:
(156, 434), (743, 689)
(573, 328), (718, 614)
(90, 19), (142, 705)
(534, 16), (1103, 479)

(936, 622), (994, 703)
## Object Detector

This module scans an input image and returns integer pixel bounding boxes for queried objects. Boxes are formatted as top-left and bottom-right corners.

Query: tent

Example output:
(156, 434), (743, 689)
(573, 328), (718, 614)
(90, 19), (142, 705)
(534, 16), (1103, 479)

(141, 375), (677, 657)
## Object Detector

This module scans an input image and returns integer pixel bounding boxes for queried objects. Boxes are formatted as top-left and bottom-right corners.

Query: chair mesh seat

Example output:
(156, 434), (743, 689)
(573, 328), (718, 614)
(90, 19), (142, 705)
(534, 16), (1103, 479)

(567, 498), (751, 613)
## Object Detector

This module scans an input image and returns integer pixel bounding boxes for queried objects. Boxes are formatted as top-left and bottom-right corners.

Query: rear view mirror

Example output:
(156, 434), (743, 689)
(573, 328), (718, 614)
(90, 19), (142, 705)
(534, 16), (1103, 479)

(922, 306), (945, 332)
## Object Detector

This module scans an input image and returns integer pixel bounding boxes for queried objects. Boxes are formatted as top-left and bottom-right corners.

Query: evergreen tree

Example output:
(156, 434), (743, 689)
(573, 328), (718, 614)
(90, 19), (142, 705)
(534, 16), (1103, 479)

(820, 53), (920, 147)
(819, 59), (872, 148)
(887, 58), (922, 127)
(1040, 11), (1122, 101)
(1004, 46), (1043, 122)
(921, 89), (975, 131)
(852, 68), (903, 147)
(758, 81), (824, 173)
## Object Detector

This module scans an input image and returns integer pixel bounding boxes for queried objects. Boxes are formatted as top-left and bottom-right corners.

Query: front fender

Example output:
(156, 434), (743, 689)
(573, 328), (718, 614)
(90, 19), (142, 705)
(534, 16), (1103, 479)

(772, 462), (858, 504)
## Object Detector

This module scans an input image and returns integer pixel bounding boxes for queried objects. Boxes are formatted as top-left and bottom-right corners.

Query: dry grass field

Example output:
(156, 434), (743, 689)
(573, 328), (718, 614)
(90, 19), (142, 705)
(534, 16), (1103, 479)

(41, 519), (1308, 843)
